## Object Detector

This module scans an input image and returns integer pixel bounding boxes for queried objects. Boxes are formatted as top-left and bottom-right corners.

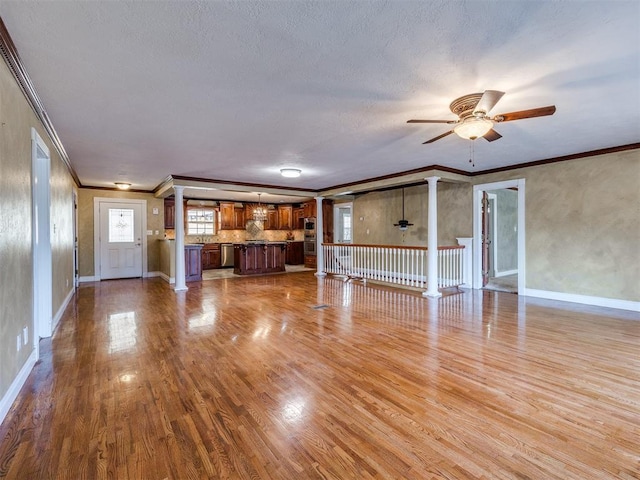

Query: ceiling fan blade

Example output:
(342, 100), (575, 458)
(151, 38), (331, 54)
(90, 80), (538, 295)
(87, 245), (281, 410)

(494, 105), (556, 122)
(407, 119), (456, 124)
(483, 129), (502, 142)
(473, 90), (505, 115)
(423, 130), (454, 144)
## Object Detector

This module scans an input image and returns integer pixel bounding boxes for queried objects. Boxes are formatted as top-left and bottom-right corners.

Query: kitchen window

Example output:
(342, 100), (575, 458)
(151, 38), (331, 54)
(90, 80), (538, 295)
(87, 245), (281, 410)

(187, 208), (215, 235)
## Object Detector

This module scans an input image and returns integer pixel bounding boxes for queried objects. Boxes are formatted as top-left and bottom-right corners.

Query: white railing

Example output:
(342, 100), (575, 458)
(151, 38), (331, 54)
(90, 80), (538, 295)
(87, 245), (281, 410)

(322, 243), (465, 291)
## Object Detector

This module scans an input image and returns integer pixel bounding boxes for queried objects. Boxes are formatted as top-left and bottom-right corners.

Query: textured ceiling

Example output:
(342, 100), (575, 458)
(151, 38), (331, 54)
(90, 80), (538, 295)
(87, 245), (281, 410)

(0, 1), (638, 195)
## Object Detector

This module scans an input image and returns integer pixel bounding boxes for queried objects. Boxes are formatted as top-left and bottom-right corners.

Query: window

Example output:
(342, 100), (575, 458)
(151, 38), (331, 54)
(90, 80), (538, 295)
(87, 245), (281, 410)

(187, 208), (215, 235)
(334, 204), (352, 243)
(108, 208), (134, 243)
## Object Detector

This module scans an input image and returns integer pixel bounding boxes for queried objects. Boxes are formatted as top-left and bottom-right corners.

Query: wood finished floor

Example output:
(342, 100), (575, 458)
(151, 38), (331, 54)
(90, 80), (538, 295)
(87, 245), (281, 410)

(1, 273), (639, 479)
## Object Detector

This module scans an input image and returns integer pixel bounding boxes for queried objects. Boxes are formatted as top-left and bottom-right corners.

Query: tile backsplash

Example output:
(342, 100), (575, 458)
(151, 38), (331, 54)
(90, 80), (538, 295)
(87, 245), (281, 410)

(165, 229), (304, 243)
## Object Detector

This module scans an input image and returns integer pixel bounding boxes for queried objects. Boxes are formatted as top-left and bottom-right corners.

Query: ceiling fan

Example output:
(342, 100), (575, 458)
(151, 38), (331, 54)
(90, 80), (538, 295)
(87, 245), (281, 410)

(407, 90), (556, 144)
(393, 188), (414, 231)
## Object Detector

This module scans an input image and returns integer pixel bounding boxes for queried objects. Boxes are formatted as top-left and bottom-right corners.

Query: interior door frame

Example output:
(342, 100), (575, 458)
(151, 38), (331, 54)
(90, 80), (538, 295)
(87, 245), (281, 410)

(31, 128), (52, 344)
(93, 197), (148, 280)
(473, 179), (525, 293)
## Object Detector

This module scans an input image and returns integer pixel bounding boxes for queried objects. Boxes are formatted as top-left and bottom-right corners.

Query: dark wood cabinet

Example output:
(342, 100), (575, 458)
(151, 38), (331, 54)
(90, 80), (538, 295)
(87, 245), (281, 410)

(293, 206), (305, 229)
(278, 205), (293, 230)
(185, 245), (202, 282)
(322, 199), (334, 244)
(265, 209), (278, 230)
(234, 206), (245, 229)
(220, 202), (235, 230)
(286, 241), (304, 265)
(202, 243), (221, 270)
(304, 254), (317, 269)
(164, 198), (175, 229)
(234, 243), (286, 275)
(303, 201), (316, 218)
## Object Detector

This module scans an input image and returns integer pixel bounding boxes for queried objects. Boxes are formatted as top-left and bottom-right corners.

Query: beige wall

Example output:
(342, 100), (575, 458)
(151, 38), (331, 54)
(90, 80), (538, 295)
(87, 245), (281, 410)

(0, 57), (75, 399)
(77, 189), (164, 277)
(475, 149), (640, 301)
(352, 182), (471, 246)
(351, 150), (639, 302)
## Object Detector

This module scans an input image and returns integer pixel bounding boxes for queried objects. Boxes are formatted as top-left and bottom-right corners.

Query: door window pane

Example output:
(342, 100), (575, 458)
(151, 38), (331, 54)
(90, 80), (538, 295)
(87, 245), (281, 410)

(109, 208), (135, 243)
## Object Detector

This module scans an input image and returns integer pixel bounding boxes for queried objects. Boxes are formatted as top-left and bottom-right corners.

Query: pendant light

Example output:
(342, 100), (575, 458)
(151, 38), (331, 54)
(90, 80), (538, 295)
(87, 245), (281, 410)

(253, 193), (267, 222)
(393, 188), (414, 231)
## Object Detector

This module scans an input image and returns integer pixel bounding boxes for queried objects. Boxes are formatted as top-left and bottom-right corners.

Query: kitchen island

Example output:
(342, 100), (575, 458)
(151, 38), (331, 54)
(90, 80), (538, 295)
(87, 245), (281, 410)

(233, 242), (286, 275)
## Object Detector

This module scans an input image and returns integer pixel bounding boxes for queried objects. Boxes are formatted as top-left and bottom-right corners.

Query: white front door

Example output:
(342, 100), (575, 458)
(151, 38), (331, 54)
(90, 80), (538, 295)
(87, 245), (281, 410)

(99, 201), (143, 279)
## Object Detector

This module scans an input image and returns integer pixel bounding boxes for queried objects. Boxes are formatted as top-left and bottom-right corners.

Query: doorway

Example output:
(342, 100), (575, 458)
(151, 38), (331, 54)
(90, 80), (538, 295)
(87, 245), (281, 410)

(334, 203), (352, 244)
(473, 179), (525, 294)
(32, 129), (52, 343)
(93, 198), (147, 280)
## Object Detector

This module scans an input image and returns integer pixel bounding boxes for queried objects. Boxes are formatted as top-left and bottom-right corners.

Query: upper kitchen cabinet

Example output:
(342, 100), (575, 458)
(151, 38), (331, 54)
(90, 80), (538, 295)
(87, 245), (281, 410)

(265, 208), (278, 230)
(303, 201), (316, 218)
(164, 198), (175, 229)
(220, 202), (246, 230)
(219, 202), (235, 230)
(277, 205), (293, 230)
(293, 206), (305, 229)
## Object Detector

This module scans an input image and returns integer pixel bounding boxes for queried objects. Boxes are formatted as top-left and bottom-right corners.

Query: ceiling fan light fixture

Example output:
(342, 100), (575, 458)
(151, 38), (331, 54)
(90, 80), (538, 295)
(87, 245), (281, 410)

(453, 117), (493, 140)
(280, 168), (302, 178)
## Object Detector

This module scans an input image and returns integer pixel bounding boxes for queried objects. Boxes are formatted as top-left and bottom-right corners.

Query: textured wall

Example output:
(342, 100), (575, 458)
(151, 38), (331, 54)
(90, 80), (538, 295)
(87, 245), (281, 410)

(77, 189), (164, 277)
(0, 57), (74, 399)
(475, 150), (640, 301)
(352, 182), (472, 247)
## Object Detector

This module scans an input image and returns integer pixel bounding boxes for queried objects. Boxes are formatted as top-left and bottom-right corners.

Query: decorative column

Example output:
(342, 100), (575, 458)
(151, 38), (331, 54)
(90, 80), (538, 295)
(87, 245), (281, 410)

(423, 176), (441, 297)
(315, 196), (326, 277)
(173, 185), (188, 291)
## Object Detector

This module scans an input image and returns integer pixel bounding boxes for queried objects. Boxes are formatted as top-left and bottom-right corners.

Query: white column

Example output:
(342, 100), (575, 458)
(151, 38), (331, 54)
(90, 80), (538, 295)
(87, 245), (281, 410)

(423, 176), (441, 297)
(315, 196), (326, 277)
(173, 186), (188, 291)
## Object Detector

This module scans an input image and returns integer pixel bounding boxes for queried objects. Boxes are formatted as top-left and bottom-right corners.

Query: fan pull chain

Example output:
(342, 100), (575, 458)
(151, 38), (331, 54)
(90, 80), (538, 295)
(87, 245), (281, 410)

(469, 142), (475, 167)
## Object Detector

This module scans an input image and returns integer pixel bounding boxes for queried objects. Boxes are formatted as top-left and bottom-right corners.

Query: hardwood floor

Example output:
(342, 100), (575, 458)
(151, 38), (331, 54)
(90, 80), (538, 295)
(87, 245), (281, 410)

(1, 273), (638, 479)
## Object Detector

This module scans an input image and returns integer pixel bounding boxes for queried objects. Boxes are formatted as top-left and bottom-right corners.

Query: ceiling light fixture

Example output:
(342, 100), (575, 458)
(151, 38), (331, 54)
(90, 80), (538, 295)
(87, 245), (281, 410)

(453, 116), (493, 140)
(253, 193), (268, 222)
(115, 182), (131, 190)
(280, 168), (302, 178)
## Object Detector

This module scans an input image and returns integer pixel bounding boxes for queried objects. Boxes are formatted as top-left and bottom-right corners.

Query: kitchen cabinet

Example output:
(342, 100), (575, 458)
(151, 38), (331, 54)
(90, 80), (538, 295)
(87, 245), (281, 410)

(202, 243), (221, 270)
(265, 209), (278, 230)
(234, 206), (245, 229)
(278, 205), (293, 230)
(322, 199), (334, 244)
(303, 201), (316, 218)
(293, 206), (305, 229)
(220, 202), (234, 230)
(164, 198), (175, 229)
(304, 254), (317, 269)
(185, 245), (203, 282)
(286, 241), (304, 265)
(234, 243), (286, 275)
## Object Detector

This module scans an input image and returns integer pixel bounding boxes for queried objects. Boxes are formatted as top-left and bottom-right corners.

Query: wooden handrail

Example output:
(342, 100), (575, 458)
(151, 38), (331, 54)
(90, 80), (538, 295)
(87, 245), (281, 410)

(322, 243), (464, 251)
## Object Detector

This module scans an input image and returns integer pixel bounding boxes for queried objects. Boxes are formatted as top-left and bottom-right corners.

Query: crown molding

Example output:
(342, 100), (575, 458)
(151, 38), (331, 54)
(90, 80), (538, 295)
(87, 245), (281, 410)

(0, 17), (80, 186)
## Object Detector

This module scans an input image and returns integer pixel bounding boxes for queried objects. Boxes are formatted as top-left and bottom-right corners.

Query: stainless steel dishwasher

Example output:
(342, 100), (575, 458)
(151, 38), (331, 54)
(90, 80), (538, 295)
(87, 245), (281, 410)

(221, 243), (234, 267)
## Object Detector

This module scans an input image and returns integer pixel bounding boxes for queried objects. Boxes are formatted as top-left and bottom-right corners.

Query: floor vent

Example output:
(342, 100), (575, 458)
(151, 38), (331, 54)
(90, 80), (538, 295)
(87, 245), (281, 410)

(311, 304), (330, 310)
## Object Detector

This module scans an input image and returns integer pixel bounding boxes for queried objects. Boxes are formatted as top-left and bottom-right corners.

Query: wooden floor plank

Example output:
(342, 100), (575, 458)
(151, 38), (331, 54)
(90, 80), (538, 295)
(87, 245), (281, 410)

(0, 273), (639, 479)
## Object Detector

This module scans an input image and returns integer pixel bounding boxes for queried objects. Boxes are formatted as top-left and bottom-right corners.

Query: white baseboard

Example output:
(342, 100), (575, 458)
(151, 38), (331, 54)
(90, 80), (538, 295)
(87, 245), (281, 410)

(158, 272), (175, 284)
(523, 288), (640, 313)
(52, 287), (75, 333)
(145, 271), (161, 278)
(78, 275), (97, 283)
(0, 350), (37, 427)
(495, 269), (518, 278)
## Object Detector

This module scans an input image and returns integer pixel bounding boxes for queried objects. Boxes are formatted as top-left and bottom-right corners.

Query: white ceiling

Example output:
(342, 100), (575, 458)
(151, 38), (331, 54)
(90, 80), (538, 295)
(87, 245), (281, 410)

(1, 1), (638, 198)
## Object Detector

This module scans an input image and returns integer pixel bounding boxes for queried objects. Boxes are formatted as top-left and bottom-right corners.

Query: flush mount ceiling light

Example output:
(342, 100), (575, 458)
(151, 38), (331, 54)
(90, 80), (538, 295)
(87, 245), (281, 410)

(115, 182), (131, 190)
(280, 168), (302, 178)
(453, 116), (494, 140)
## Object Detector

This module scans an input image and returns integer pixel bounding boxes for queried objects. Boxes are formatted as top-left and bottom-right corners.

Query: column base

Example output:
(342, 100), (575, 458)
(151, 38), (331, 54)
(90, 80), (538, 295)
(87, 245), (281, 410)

(422, 290), (442, 298)
(314, 272), (327, 277)
(174, 285), (188, 292)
